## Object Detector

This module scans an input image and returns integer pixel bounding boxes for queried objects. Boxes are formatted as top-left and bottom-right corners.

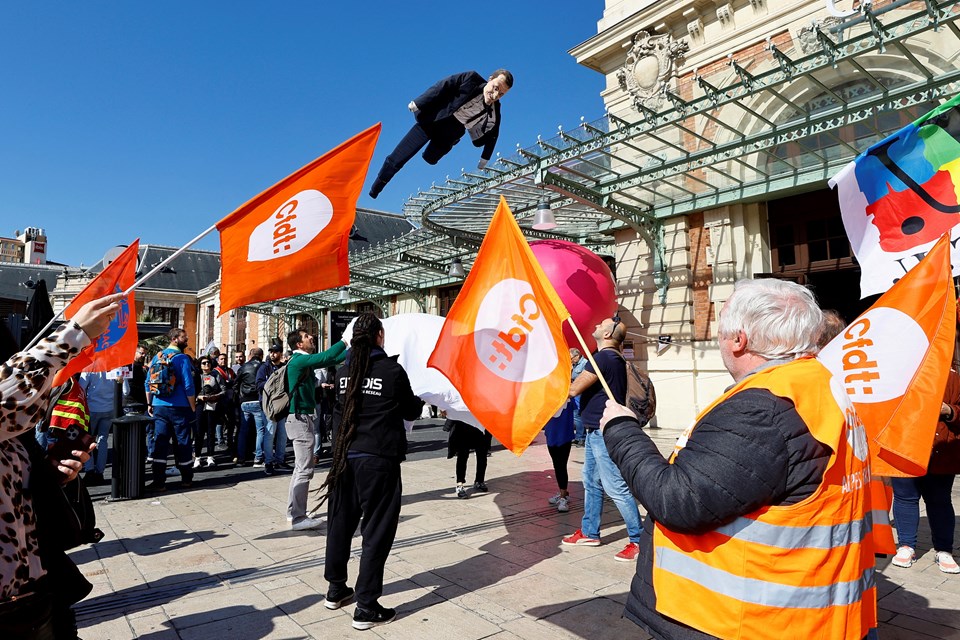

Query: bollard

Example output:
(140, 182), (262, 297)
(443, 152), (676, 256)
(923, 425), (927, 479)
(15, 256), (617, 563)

(110, 413), (153, 500)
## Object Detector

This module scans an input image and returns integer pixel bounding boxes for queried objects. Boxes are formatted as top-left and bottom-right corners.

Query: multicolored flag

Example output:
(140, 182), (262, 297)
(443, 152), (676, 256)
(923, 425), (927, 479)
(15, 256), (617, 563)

(428, 197), (571, 454)
(216, 124), (381, 312)
(817, 233), (956, 476)
(53, 241), (139, 387)
(830, 94), (960, 297)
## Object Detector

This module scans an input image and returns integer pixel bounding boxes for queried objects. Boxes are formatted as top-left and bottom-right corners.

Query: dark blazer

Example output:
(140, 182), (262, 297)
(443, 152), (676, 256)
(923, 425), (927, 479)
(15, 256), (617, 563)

(413, 71), (502, 161)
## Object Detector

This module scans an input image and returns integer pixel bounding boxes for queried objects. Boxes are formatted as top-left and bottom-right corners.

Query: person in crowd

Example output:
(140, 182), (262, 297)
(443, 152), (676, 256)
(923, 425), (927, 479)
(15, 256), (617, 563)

(257, 344), (289, 470)
(79, 369), (116, 486)
(0, 294), (119, 639)
(146, 327), (197, 491)
(315, 364), (337, 463)
(122, 345), (148, 413)
(445, 418), (490, 498)
(368, 69), (513, 199)
(285, 328), (346, 530)
(545, 399), (576, 512)
(215, 352), (236, 450)
(570, 347), (587, 445)
(561, 316), (643, 562)
(816, 308), (847, 349)
(232, 350), (246, 374)
(194, 356), (225, 469)
(600, 278), (888, 640)
(235, 348), (265, 467)
(890, 364), (960, 574)
(320, 313), (424, 630)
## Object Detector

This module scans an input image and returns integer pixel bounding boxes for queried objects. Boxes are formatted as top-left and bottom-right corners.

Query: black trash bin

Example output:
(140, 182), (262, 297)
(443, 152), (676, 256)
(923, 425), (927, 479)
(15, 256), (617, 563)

(111, 413), (152, 500)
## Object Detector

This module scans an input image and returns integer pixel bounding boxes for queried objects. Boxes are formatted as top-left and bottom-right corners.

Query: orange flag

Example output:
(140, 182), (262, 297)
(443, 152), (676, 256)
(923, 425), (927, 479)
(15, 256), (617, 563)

(53, 241), (139, 387)
(216, 124), (381, 312)
(428, 197), (571, 454)
(818, 232), (957, 476)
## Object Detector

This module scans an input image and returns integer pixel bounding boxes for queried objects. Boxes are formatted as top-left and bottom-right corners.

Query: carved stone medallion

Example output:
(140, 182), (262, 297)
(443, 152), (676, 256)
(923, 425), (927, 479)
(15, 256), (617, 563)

(617, 31), (690, 112)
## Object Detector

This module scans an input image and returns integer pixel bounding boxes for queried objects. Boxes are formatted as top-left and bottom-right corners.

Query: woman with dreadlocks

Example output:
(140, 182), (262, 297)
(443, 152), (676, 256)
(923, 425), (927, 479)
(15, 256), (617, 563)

(319, 313), (424, 631)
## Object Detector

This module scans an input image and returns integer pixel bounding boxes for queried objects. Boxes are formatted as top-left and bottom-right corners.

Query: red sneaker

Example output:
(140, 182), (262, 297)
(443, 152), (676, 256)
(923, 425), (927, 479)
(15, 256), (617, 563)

(615, 542), (640, 562)
(562, 529), (601, 546)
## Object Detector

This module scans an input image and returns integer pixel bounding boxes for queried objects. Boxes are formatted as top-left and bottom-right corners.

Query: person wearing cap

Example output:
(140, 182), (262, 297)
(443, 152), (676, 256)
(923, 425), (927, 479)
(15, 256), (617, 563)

(256, 344), (289, 475)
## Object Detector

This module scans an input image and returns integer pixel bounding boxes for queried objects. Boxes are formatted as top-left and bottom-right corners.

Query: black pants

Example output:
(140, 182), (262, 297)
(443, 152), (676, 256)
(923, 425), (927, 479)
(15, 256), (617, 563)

(195, 410), (218, 458)
(372, 119), (464, 192)
(324, 455), (402, 609)
(547, 442), (572, 491)
(455, 436), (489, 484)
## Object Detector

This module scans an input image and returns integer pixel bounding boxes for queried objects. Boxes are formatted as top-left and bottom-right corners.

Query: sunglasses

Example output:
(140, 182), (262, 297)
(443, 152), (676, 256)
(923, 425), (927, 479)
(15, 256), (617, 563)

(610, 315), (621, 335)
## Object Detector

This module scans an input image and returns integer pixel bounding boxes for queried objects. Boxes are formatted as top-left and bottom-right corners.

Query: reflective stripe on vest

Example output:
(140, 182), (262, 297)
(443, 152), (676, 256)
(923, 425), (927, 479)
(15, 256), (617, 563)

(656, 546), (875, 609)
(652, 358), (880, 640)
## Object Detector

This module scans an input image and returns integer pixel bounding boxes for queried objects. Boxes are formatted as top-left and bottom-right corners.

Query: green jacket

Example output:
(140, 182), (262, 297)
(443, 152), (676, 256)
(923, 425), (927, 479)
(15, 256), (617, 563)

(286, 341), (347, 415)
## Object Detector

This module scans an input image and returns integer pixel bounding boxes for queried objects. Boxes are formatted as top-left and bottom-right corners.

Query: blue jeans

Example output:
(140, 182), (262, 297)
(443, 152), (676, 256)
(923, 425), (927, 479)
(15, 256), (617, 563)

(84, 412), (114, 474)
(270, 417), (287, 464)
(152, 405), (194, 471)
(240, 401), (267, 462)
(581, 429), (642, 543)
(573, 407), (584, 442)
(892, 474), (956, 552)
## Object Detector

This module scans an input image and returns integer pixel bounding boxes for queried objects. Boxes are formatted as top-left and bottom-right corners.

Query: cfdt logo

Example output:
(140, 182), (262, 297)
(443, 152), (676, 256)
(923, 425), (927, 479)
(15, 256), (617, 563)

(473, 278), (559, 383)
(818, 307), (928, 403)
(248, 189), (333, 261)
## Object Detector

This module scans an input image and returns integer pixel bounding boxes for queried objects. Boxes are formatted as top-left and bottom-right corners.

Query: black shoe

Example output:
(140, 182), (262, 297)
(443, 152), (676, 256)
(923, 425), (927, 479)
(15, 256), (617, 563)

(368, 179), (386, 200)
(277, 462), (293, 470)
(473, 481), (488, 493)
(324, 584), (354, 610)
(352, 604), (396, 630)
(264, 463), (274, 476)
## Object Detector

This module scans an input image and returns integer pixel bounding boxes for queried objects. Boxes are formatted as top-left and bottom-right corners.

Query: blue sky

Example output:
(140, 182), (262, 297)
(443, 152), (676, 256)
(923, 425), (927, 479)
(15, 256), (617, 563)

(1, 2), (607, 267)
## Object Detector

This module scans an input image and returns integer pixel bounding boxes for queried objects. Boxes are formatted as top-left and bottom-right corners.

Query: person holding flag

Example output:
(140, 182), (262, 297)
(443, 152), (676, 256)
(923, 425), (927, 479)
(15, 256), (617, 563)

(599, 278), (885, 640)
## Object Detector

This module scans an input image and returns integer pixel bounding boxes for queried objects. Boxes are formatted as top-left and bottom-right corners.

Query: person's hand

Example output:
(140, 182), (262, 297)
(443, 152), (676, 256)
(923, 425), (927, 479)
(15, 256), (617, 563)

(408, 101), (419, 113)
(600, 399), (637, 432)
(72, 293), (124, 340)
(477, 158), (488, 170)
(58, 441), (96, 483)
(341, 317), (357, 347)
(941, 402), (954, 420)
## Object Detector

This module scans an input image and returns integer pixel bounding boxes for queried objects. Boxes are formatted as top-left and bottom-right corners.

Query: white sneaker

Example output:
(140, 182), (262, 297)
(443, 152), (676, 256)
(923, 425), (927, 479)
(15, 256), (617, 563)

(557, 496), (570, 513)
(936, 551), (960, 574)
(291, 517), (323, 531)
(192, 458), (202, 469)
(547, 492), (561, 506)
(891, 545), (916, 568)
(206, 456), (216, 467)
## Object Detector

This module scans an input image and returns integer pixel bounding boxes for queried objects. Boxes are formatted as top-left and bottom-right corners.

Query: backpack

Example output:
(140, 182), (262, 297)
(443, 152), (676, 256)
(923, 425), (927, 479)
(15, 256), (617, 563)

(147, 351), (178, 397)
(625, 360), (657, 427)
(261, 364), (292, 422)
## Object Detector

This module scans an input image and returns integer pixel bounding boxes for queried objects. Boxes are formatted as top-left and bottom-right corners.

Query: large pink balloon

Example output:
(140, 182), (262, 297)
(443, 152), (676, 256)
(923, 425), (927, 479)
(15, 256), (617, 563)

(530, 240), (617, 354)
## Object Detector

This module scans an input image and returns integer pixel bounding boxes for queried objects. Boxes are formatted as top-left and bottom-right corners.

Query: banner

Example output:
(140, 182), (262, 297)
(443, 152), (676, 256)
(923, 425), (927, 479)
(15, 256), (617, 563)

(428, 197), (571, 454)
(217, 124), (381, 312)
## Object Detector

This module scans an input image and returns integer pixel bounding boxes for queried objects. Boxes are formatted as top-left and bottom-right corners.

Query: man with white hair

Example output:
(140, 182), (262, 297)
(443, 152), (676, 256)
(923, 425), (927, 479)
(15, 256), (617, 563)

(600, 278), (886, 640)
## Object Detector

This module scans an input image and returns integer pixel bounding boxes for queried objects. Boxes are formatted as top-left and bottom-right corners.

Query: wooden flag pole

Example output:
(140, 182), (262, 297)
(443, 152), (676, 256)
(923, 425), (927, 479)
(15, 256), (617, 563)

(566, 316), (615, 402)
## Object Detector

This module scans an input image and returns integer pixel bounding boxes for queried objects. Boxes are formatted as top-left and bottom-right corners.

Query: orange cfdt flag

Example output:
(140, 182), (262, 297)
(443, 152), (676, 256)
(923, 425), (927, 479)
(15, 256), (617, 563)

(216, 123), (381, 312)
(427, 197), (571, 455)
(53, 240), (140, 387)
(818, 232), (957, 476)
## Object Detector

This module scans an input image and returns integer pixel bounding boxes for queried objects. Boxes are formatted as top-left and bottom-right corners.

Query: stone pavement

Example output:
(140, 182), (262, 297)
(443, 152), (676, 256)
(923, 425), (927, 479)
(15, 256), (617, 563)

(72, 421), (960, 639)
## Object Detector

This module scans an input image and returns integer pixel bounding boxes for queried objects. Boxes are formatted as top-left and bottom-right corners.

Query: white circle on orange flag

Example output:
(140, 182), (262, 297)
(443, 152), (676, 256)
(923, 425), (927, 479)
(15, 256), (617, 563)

(247, 189), (333, 262)
(817, 306), (927, 403)
(474, 278), (559, 383)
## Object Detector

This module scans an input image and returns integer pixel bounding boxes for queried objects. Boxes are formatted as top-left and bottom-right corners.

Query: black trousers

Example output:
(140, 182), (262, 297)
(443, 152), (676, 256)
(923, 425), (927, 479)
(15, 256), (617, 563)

(372, 119), (464, 192)
(547, 442), (572, 491)
(324, 455), (402, 609)
(455, 435), (489, 484)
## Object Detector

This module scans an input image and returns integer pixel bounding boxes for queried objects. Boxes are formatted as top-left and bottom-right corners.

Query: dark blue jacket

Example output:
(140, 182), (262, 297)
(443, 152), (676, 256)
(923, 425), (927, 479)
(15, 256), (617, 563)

(413, 71), (502, 162)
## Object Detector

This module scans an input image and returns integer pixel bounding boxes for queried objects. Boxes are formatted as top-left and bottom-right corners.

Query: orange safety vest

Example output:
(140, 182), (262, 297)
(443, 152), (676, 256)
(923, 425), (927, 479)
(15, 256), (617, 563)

(48, 380), (90, 432)
(653, 358), (887, 640)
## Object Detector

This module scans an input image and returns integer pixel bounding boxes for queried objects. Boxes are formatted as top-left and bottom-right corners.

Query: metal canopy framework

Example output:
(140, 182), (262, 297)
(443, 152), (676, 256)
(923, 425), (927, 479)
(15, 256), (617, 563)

(251, 0), (960, 317)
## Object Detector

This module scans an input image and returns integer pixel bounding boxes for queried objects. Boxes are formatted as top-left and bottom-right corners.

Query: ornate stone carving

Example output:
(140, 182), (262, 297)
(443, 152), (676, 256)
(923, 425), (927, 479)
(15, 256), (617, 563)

(617, 31), (690, 112)
(687, 17), (703, 41)
(796, 16), (842, 54)
(717, 3), (733, 26)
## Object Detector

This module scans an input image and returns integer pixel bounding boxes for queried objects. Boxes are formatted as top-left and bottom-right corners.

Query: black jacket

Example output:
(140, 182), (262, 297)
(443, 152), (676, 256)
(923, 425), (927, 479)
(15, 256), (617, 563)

(332, 348), (424, 461)
(603, 387), (831, 640)
(413, 71), (502, 161)
(237, 359), (262, 403)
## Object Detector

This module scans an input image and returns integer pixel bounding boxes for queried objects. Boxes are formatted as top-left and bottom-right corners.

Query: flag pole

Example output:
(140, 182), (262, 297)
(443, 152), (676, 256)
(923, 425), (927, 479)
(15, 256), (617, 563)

(123, 223), (218, 296)
(566, 316), (615, 402)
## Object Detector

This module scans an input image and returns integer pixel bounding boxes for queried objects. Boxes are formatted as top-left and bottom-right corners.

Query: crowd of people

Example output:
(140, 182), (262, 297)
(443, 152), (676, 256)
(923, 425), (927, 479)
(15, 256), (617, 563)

(2, 279), (959, 638)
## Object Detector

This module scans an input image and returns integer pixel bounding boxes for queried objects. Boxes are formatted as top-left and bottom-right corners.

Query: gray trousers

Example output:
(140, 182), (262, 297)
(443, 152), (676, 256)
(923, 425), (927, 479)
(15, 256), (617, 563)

(285, 413), (317, 522)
